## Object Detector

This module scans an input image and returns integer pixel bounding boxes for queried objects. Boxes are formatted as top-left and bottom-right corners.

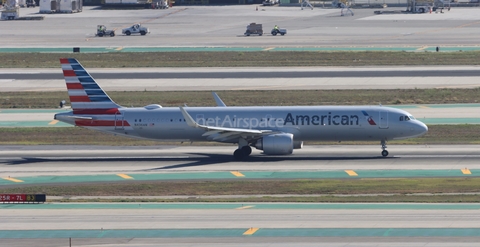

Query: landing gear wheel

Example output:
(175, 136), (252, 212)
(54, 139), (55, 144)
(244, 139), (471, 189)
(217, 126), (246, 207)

(241, 146), (252, 156)
(234, 149), (245, 160)
(380, 140), (388, 157)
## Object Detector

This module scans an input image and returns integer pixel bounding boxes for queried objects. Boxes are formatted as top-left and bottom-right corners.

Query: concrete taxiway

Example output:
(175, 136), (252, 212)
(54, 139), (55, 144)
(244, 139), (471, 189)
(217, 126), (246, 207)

(2, 6), (480, 47)
(2, 146), (480, 247)
(1, 145), (479, 177)
(2, 203), (480, 247)
(2, 66), (480, 92)
(2, 5), (480, 246)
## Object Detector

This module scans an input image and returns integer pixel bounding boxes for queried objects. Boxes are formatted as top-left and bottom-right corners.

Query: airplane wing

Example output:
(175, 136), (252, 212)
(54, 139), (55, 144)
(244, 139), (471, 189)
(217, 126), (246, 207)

(180, 107), (275, 142)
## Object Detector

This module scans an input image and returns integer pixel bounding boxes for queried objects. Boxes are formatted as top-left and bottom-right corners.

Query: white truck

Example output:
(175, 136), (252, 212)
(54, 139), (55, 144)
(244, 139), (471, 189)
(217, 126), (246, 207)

(122, 24), (150, 36)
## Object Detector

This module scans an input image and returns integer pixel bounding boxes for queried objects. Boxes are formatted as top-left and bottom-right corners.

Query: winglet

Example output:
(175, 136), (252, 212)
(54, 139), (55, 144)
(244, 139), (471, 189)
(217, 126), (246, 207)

(212, 92), (227, 107)
(180, 106), (199, 128)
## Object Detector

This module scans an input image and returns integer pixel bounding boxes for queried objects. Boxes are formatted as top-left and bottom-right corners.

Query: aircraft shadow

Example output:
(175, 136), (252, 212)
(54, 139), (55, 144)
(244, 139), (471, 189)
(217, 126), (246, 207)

(3, 154), (397, 171)
(146, 153), (397, 170)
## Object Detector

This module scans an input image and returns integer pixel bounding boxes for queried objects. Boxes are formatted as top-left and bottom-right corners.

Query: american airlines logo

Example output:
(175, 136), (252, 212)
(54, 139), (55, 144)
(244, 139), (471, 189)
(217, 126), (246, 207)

(195, 112), (363, 128)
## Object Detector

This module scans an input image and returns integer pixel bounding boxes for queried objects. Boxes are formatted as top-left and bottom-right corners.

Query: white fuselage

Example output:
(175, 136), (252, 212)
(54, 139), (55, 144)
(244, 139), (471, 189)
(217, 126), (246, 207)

(55, 105), (428, 143)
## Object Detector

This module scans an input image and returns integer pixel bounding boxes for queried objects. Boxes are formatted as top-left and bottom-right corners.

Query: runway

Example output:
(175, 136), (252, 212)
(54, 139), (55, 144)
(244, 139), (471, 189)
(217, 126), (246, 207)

(2, 66), (480, 92)
(2, 142), (480, 247)
(3, 5), (480, 246)
(1, 145), (479, 177)
(2, 6), (480, 47)
(2, 203), (480, 247)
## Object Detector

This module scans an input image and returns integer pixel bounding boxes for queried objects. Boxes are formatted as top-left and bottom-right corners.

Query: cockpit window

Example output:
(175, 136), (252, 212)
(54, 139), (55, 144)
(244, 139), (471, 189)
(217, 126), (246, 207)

(399, 115), (415, 121)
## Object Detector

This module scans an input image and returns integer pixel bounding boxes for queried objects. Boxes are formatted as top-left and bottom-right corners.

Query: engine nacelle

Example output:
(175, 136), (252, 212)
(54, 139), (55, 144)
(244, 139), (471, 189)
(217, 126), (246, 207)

(254, 133), (293, 155)
(293, 141), (303, 149)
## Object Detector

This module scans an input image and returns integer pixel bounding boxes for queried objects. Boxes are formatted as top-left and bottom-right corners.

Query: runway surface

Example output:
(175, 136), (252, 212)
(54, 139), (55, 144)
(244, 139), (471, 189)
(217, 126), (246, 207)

(2, 66), (480, 91)
(2, 145), (480, 246)
(2, 6), (480, 47)
(2, 203), (480, 247)
(1, 145), (480, 177)
(3, 5), (480, 246)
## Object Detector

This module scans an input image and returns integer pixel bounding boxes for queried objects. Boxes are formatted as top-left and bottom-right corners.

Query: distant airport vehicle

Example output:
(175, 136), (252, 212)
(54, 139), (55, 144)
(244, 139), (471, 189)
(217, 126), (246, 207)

(55, 58), (428, 160)
(271, 28), (286, 36)
(262, 0), (278, 6)
(244, 23), (263, 36)
(96, 25), (115, 37)
(122, 24), (149, 36)
(26, 0), (36, 7)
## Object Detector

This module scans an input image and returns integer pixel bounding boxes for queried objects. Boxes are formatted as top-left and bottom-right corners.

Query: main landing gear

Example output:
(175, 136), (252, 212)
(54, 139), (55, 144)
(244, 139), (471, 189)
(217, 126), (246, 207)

(233, 138), (252, 160)
(381, 140), (389, 157)
(234, 146), (252, 160)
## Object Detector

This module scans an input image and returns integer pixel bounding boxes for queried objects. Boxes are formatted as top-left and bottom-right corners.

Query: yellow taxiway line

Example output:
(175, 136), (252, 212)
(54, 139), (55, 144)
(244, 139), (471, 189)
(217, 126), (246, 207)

(243, 228), (259, 235)
(345, 170), (358, 176)
(117, 174), (134, 179)
(461, 168), (471, 175)
(3, 177), (24, 183)
(231, 171), (245, 177)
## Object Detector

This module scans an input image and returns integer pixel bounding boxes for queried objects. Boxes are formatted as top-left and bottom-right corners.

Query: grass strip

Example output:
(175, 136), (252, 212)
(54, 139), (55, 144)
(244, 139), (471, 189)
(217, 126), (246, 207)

(2, 51), (480, 68)
(3, 178), (480, 203)
(2, 89), (480, 109)
(1, 125), (479, 145)
(48, 195), (480, 203)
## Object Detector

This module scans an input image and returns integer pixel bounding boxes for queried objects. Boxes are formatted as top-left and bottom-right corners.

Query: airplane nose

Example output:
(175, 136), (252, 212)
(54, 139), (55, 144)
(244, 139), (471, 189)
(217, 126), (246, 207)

(416, 121), (428, 136)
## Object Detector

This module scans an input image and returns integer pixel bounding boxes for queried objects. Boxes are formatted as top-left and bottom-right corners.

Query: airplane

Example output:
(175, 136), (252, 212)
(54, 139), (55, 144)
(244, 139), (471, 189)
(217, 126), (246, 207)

(54, 58), (428, 160)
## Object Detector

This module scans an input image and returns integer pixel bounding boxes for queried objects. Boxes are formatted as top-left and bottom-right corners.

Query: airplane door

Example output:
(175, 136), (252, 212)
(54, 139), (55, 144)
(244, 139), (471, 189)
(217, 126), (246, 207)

(115, 112), (124, 130)
(379, 110), (388, 129)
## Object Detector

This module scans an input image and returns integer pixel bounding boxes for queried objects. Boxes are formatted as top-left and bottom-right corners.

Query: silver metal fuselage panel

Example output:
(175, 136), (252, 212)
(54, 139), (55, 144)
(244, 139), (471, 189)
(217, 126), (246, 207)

(104, 105), (426, 142)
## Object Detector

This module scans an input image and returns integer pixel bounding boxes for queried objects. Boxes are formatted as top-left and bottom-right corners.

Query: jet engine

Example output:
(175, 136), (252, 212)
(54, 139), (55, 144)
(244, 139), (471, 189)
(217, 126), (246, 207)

(254, 133), (294, 155)
(293, 141), (303, 149)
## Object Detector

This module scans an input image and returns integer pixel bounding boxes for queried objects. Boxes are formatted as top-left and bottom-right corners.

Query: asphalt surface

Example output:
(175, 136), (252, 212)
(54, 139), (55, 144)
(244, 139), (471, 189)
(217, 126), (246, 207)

(1, 145), (480, 177)
(2, 203), (480, 247)
(3, 69), (480, 80)
(2, 6), (480, 47)
(3, 5), (480, 246)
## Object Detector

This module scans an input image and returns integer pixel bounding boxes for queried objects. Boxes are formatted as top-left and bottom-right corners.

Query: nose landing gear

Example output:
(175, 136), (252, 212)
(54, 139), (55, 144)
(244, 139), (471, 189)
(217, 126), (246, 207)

(381, 140), (389, 157)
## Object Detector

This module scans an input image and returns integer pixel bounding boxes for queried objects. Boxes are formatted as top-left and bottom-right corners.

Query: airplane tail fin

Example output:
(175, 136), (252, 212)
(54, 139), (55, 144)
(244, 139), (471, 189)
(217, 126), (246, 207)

(60, 58), (121, 114)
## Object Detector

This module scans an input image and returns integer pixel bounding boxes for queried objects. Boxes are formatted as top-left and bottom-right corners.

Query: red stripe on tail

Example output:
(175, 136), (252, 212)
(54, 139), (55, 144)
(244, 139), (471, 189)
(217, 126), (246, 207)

(63, 70), (76, 77)
(75, 120), (130, 127)
(70, 96), (91, 102)
(66, 83), (84, 90)
(60, 58), (71, 64)
(73, 108), (120, 115)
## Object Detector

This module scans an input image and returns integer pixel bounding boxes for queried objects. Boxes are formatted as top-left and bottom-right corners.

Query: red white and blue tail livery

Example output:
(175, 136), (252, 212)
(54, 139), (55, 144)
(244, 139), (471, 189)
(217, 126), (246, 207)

(60, 58), (121, 112)
(55, 58), (428, 159)
(56, 58), (132, 133)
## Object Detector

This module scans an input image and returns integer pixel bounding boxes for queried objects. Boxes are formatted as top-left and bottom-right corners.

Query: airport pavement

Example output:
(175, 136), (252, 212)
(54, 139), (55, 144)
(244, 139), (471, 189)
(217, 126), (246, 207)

(2, 6), (480, 246)
(1, 6), (480, 48)
(2, 203), (480, 247)
(1, 145), (480, 177)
